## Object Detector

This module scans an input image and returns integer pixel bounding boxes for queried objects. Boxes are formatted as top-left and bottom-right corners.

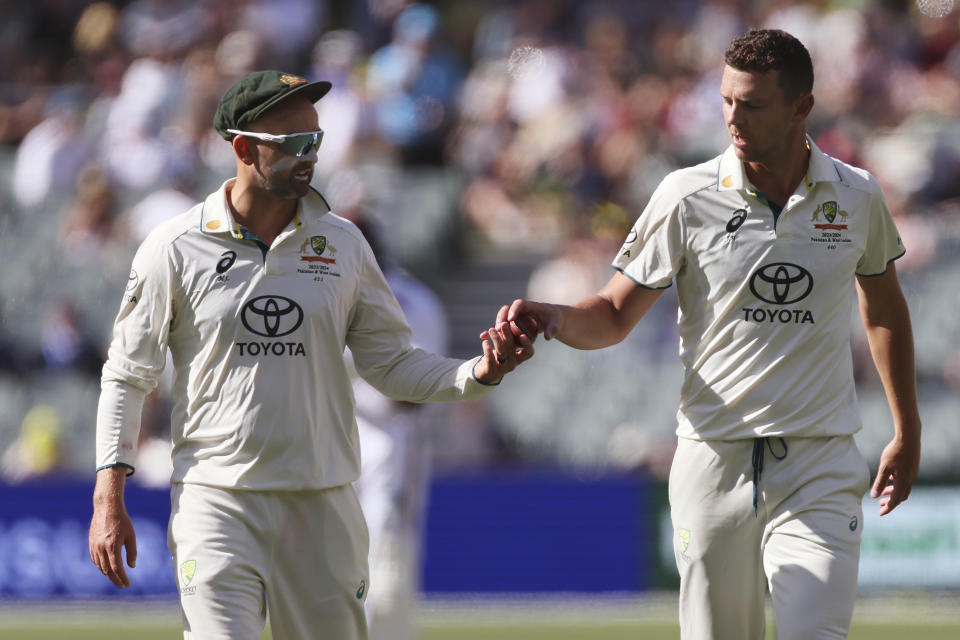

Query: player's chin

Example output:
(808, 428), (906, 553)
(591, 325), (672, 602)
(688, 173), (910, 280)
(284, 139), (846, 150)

(731, 144), (757, 162)
(291, 177), (313, 198)
(268, 182), (311, 200)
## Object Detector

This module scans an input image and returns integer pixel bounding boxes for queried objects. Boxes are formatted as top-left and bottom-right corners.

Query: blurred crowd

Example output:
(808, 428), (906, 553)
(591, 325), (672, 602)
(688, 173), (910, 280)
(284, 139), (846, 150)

(1, 0), (959, 482)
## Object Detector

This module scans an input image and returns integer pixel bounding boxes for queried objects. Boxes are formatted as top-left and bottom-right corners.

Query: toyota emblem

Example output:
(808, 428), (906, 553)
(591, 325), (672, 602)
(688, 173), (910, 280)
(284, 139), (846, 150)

(748, 263), (813, 305)
(240, 295), (304, 337)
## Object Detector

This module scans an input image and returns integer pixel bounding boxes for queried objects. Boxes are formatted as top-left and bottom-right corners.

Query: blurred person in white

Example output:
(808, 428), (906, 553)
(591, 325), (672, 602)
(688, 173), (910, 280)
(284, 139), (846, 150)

(238, 0), (325, 66)
(119, 138), (201, 246)
(98, 56), (185, 192)
(342, 204), (448, 640)
(498, 29), (920, 640)
(119, 0), (209, 60)
(101, 0), (214, 193)
(11, 90), (91, 210)
(310, 30), (365, 176)
(122, 183), (198, 246)
(88, 70), (532, 640)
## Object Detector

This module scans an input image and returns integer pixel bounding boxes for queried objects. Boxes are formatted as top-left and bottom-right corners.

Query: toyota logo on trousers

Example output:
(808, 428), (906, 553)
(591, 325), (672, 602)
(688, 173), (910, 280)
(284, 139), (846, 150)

(241, 296), (304, 337)
(749, 263), (813, 304)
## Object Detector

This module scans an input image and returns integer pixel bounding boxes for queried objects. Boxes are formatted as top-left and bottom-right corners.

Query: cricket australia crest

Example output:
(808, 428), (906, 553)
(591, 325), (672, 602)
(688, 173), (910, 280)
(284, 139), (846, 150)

(678, 528), (691, 554)
(823, 201), (838, 223)
(310, 235), (327, 255)
(297, 234), (340, 277)
(810, 200), (852, 246)
(180, 559), (196, 587)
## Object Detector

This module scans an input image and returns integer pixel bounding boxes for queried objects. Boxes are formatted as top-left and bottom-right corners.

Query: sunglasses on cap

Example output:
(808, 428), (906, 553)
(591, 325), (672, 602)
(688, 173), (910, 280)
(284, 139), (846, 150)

(226, 129), (324, 157)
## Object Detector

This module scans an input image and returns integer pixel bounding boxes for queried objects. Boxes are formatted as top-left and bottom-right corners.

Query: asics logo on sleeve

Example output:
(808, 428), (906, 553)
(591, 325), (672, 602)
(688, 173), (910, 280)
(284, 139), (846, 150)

(126, 270), (140, 291)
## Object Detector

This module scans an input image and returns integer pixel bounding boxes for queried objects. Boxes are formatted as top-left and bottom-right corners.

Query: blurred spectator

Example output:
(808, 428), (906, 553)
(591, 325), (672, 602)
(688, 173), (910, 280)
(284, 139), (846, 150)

(239, 0), (326, 65)
(0, 405), (66, 482)
(39, 300), (103, 378)
(11, 90), (91, 210)
(311, 30), (367, 175)
(120, 182), (198, 245)
(367, 3), (465, 165)
(98, 56), (187, 191)
(57, 163), (124, 265)
(119, 0), (211, 59)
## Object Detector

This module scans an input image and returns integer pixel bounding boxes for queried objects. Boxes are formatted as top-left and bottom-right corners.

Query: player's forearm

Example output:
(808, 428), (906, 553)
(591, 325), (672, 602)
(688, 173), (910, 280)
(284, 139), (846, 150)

(863, 310), (921, 440)
(552, 295), (635, 350)
(93, 465), (128, 508)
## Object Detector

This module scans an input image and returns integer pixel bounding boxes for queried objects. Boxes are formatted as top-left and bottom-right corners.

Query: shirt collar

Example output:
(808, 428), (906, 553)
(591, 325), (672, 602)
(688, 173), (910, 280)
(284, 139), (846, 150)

(200, 178), (315, 238)
(716, 135), (840, 194)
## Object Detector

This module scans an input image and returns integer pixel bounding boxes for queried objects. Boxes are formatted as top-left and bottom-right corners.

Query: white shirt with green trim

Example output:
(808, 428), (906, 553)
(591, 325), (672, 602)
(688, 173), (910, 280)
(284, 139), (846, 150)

(96, 179), (492, 490)
(613, 139), (904, 441)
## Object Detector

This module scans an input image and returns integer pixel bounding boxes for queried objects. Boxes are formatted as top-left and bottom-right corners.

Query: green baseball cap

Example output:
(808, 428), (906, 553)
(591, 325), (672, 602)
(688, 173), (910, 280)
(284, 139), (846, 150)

(214, 70), (332, 140)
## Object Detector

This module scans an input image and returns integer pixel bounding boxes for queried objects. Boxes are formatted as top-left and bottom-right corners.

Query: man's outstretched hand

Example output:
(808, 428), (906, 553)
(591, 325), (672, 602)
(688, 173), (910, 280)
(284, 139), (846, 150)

(474, 304), (539, 384)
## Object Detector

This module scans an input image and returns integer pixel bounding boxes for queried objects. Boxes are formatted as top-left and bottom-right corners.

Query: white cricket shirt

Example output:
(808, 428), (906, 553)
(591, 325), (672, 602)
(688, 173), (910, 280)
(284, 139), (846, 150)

(613, 139), (904, 440)
(96, 180), (491, 490)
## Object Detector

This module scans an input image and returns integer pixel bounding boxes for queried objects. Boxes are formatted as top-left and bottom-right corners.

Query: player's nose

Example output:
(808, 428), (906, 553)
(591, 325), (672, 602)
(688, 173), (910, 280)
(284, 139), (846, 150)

(725, 104), (742, 127)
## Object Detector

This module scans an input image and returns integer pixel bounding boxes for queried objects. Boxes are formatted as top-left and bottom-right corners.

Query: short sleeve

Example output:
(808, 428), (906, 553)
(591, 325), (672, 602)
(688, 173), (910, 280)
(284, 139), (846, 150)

(612, 177), (686, 288)
(856, 180), (905, 276)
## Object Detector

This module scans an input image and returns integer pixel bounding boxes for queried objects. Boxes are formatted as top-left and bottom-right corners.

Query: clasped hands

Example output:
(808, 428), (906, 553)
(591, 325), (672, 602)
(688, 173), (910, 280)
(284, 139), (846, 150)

(472, 299), (545, 384)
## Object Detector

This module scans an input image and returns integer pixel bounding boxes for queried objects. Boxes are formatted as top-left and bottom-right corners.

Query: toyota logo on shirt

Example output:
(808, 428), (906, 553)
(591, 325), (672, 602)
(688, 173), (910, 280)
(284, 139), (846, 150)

(241, 295), (304, 337)
(748, 263), (813, 305)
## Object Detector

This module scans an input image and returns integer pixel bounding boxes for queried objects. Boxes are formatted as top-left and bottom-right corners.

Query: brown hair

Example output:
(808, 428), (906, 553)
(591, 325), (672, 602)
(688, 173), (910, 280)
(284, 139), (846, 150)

(725, 29), (813, 99)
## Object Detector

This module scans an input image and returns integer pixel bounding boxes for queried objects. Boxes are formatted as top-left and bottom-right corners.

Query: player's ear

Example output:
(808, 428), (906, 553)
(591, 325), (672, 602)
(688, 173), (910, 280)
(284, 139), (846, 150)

(793, 92), (814, 122)
(233, 135), (256, 165)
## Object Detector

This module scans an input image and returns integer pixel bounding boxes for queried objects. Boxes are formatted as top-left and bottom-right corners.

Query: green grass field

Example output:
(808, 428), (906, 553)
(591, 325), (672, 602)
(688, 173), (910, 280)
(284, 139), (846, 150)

(0, 593), (957, 639)
(0, 620), (958, 640)
(0, 622), (958, 640)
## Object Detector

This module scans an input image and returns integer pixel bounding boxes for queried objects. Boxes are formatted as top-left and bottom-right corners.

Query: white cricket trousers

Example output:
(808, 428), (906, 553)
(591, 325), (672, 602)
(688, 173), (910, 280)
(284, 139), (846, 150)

(669, 435), (871, 640)
(168, 482), (369, 640)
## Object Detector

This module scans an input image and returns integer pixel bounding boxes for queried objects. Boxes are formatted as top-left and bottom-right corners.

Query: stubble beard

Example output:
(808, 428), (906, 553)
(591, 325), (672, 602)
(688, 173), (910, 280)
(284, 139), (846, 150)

(263, 163), (313, 200)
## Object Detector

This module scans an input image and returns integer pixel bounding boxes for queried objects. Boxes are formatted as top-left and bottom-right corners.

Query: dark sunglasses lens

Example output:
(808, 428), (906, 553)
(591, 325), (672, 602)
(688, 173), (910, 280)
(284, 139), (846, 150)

(279, 132), (323, 157)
